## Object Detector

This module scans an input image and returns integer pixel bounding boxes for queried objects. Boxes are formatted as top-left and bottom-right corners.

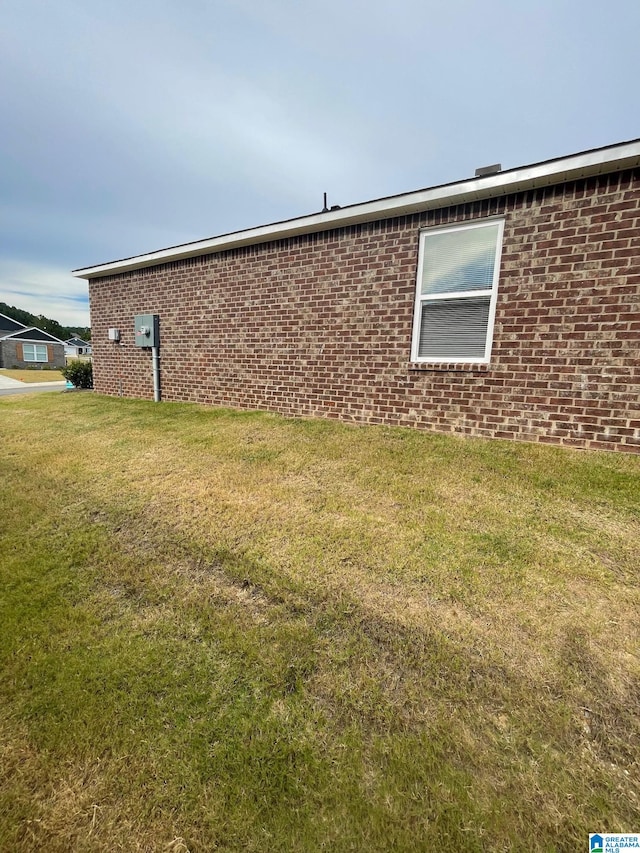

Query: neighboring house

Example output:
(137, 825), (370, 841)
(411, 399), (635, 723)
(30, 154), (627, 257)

(0, 313), (66, 369)
(65, 337), (92, 357)
(73, 139), (640, 453)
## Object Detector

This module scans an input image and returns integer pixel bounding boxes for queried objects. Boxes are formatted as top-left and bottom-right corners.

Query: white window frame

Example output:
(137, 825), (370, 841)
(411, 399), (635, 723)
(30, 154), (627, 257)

(23, 343), (49, 363)
(410, 218), (505, 364)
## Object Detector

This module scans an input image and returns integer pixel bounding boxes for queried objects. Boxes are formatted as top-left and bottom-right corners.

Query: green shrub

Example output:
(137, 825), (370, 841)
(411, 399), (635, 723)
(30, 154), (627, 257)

(61, 360), (93, 389)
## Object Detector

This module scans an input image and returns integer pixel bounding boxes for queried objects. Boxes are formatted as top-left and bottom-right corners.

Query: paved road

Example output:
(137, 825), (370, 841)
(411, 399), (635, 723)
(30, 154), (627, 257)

(0, 382), (67, 397)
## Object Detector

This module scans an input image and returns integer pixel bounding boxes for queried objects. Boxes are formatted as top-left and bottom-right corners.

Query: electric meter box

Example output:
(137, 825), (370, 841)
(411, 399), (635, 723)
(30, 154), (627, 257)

(134, 314), (159, 348)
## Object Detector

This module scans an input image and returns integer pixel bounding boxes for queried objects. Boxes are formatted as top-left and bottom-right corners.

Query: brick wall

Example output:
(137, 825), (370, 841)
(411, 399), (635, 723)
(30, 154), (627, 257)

(0, 340), (66, 369)
(89, 170), (640, 452)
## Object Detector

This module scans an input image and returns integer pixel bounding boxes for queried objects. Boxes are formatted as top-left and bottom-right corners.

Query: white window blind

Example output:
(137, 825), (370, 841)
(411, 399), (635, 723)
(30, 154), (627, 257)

(418, 297), (491, 360)
(23, 344), (48, 362)
(412, 219), (504, 363)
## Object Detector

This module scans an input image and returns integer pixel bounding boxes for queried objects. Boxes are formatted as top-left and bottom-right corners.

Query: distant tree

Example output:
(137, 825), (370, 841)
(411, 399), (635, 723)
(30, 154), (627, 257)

(0, 302), (34, 327)
(37, 315), (67, 341)
(0, 302), (90, 342)
(70, 327), (92, 341)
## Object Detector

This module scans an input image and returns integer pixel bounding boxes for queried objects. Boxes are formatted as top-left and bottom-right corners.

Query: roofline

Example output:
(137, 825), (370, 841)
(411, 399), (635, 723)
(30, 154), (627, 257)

(73, 138), (640, 280)
(1, 327), (66, 344)
(0, 312), (26, 329)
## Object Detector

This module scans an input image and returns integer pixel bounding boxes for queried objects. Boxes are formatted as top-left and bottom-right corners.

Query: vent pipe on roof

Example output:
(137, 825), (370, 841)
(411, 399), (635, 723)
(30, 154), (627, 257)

(321, 193), (341, 212)
(475, 163), (502, 177)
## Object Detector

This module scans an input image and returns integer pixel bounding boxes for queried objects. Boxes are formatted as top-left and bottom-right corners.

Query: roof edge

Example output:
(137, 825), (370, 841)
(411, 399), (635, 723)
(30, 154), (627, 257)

(1, 327), (67, 344)
(0, 312), (27, 330)
(73, 138), (640, 280)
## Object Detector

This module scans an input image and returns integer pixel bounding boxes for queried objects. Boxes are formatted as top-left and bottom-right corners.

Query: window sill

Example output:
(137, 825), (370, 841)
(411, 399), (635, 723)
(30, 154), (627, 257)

(407, 362), (490, 373)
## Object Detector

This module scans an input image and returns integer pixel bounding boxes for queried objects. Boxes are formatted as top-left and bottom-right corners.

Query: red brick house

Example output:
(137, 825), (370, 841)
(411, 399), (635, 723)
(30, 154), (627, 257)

(74, 139), (640, 452)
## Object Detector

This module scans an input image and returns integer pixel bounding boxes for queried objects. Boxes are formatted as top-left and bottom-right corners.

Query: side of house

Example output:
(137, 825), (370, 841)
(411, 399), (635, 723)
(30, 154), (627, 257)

(65, 337), (92, 358)
(0, 314), (66, 368)
(76, 141), (640, 452)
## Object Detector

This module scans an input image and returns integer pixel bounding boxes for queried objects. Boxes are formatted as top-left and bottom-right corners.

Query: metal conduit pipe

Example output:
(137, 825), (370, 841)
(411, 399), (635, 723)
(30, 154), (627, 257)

(152, 345), (161, 402)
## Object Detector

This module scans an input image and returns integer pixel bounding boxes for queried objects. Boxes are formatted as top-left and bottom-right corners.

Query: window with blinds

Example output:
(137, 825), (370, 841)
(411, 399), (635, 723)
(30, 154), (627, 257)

(411, 219), (504, 363)
(23, 344), (48, 362)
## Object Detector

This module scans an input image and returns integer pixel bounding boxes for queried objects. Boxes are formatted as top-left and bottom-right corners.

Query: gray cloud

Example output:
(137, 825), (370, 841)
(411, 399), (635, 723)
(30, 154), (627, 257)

(1, 0), (639, 326)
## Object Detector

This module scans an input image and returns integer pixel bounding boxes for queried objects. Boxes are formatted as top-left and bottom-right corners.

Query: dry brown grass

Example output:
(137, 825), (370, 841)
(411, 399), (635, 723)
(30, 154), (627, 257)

(59, 406), (638, 694)
(0, 368), (65, 382)
(1, 393), (639, 851)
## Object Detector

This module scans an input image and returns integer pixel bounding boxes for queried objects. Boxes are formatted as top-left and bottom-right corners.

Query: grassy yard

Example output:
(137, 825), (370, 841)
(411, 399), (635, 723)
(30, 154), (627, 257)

(1, 394), (638, 852)
(0, 368), (65, 382)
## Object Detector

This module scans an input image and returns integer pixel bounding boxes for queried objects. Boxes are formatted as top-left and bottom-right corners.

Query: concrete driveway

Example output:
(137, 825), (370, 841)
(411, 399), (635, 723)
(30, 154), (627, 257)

(0, 373), (67, 395)
(0, 373), (25, 388)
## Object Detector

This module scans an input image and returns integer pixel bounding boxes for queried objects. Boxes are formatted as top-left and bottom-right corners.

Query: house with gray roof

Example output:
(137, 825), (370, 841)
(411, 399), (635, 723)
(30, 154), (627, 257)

(0, 314), (66, 369)
(64, 337), (92, 358)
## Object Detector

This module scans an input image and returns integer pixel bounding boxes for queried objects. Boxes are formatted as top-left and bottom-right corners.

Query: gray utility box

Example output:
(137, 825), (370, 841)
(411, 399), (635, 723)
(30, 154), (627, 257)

(134, 314), (159, 348)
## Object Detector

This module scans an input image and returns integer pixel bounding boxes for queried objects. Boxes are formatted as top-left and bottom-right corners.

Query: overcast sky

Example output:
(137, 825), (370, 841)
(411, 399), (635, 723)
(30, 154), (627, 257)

(1, 0), (639, 327)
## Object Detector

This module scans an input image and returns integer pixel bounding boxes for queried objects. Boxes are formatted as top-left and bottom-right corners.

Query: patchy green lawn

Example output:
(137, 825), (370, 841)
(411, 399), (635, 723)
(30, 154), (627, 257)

(1, 394), (638, 852)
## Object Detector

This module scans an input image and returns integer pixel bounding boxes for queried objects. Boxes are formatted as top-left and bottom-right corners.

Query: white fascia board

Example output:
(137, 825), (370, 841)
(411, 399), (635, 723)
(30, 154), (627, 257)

(4, 327), (66, 344)
(73, 139), (640, 280)
(0, 312), (27, 329)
